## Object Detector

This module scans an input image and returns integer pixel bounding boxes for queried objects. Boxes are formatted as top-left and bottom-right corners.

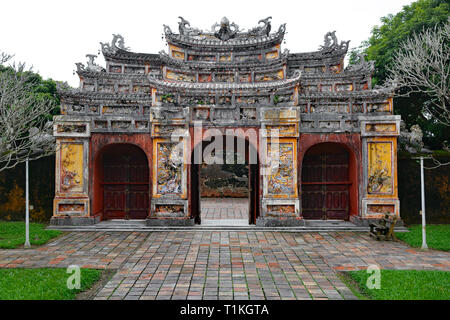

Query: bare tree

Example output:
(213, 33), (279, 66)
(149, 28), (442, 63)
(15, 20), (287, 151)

(0, 52), (56, 172)
(388, 18), (450, 126)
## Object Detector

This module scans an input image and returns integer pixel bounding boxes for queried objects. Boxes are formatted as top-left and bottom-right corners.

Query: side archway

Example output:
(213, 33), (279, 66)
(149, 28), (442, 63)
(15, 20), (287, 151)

(92, 143), (150, 220)
(299, 134), (361, 220)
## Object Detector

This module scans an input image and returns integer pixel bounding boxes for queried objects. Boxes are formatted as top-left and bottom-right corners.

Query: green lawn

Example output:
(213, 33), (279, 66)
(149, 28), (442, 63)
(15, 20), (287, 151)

(0, 221), (62, 249)
(0, 268), (102, 300)
(396, 224), (450, 251)
(343, 270), (450, 300)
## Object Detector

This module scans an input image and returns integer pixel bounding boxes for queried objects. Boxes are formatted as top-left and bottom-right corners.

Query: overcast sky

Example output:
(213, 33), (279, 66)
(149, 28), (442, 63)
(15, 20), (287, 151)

(1, 0), (414, 87)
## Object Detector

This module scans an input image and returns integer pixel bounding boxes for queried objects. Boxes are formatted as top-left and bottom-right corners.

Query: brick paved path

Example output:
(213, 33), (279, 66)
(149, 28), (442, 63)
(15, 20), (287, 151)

(201, 198), (248, 220)
(0, 231), (449, 300)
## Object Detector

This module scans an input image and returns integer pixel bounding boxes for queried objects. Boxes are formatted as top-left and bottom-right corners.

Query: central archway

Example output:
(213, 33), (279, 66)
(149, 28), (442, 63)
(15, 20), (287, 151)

(190, 134), (260, 225)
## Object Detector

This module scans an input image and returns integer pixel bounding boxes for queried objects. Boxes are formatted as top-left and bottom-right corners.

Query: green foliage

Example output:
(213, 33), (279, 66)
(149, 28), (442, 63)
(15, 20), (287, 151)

(357, 0), (449, 84)
(352, 0), (449, 148)
(345, 270), (450, 300)
(396, 224), (450, 251)
(0, 221), (61, 249)
(0, 268), (102, 300)
(273, 94), (280, 105)
(0, 64), (61, 118)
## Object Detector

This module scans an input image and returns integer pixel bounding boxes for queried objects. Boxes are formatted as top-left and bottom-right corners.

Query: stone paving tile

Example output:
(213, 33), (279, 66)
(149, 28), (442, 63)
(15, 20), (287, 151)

(201, 198), (248, 220)
(0, 230), (449, 300)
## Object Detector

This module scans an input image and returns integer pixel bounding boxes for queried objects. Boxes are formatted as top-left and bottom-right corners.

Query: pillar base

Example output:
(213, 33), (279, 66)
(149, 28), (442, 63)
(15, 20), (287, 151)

(50, 216), (100, 226)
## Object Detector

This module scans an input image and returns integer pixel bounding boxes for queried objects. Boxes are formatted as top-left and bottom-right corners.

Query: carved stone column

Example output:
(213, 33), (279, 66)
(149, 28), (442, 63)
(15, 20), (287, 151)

(357, 115), (401, 225)
(51, 116), (94, 225)
(148, 101), (192, 226)
(257, 107), (303, 226)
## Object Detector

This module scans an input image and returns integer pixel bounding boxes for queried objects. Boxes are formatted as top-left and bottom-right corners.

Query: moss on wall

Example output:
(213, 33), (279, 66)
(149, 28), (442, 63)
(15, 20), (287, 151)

(0, 156), (55, 222)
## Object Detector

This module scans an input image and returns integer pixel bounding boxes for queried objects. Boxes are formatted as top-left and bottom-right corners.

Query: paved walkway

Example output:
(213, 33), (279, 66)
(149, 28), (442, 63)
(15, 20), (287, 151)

(201, 198), (248, 220)
(0, 231), (449, 300)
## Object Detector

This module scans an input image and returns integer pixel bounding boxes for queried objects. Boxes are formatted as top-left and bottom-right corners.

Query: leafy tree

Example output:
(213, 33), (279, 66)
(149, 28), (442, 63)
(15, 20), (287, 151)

(349, 0), (450, 148)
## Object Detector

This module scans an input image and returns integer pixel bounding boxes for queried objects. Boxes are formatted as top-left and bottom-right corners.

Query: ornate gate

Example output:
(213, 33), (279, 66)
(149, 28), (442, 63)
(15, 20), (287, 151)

(102, 145), (149, 219)
(301, 144), (350, 220)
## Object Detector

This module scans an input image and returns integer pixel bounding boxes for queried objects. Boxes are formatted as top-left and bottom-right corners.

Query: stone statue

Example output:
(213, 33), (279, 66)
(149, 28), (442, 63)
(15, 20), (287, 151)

(100, 34), (129, 54)
(178, 17), (202, 36)
(212, 17), (239, 41)
(248, 17), (272, 37)
(399, 121), (425, 153)
(319, 31), (350, 53)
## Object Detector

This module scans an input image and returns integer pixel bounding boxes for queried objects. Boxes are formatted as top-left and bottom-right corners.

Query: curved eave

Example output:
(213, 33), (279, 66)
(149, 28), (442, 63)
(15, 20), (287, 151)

(299, 87), (395, 100)
(58, 89), (152, 102)
(147, 74), (300, 93)
(77, 70), (153, 81)
(102, 49), (162, 66)
(287, 48), (348, 66)
(299, 69), (373, 81)
(165, 31), (284, 51)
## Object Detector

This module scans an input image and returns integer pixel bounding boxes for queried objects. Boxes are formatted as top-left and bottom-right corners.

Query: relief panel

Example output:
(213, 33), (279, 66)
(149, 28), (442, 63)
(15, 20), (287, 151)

(367, 141), (393, 195)
(166, 70), (195, 82)
(60, 143), (84, 193)
(153, 140), (186, 198)
(255, 70), (283, 82)
(266, 140), (297, 197)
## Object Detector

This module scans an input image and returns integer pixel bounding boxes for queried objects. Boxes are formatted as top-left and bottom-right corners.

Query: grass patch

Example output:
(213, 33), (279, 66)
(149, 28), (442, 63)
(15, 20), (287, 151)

(0, 268), (102, 300)
(396, 224), (450, 251)
(0, 221), (62, 249)
(345, 270), (450, 300)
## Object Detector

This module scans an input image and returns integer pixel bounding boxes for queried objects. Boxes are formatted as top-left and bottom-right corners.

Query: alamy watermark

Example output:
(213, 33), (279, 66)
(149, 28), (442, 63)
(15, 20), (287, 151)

(167, 121), (282, 176)
(66, 265), (81, 290)
(366, 264), (381, 290)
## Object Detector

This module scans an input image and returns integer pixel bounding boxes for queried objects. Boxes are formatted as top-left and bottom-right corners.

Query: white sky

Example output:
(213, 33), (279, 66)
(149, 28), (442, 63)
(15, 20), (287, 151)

(1, 0), (414, 87)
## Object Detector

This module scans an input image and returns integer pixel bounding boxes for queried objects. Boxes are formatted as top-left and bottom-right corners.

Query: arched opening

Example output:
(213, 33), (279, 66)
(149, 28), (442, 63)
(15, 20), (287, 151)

(190, 135), (260, 225)
(93, 143), (150, 220)
(301, 142), (355, 220)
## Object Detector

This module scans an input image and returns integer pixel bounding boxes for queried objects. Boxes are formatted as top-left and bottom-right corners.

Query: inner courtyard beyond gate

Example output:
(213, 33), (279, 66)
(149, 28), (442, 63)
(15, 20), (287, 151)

(51, 17), (401, 227)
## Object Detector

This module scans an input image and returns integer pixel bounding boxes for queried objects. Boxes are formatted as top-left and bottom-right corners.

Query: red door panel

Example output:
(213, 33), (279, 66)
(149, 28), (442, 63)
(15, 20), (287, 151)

(301, 145), (350, 220)
(102, 145), (149, 219)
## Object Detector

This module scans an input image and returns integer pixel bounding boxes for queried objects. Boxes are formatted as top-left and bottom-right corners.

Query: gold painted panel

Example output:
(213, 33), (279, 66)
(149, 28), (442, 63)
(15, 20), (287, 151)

(367, 142), (393, 194)
(60, 143), (83, 192)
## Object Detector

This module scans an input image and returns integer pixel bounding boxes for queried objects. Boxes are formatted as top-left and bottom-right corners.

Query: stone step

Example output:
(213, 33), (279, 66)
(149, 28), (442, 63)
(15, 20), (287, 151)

(47, 224), (409, 233)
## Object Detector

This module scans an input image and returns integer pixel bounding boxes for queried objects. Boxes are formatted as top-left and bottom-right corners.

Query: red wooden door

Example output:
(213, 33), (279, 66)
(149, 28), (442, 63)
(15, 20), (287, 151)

(103, 150), (149, 219)
(301, 148), (350, 220)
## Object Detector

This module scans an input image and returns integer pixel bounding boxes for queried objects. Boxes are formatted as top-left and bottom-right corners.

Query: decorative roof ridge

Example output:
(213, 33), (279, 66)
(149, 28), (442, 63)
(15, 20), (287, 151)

(147, 70), (301, 91)
(99, 34), (160, 63)
(163, 17), (286, 48)
(57, 87), (152, 99)
(299, 85), (396, 98)
(300, 68), (372, 80)
(288, 31), (350, 60)
(159, 50), (289, 69)
(344, 53), (375, 74)
(103, 48), (161, 60)
(76, 69), (151, 80)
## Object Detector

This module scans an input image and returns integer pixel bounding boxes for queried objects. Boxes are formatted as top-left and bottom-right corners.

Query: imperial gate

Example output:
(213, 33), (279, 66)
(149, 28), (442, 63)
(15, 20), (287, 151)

(51, 17), (400, 227)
